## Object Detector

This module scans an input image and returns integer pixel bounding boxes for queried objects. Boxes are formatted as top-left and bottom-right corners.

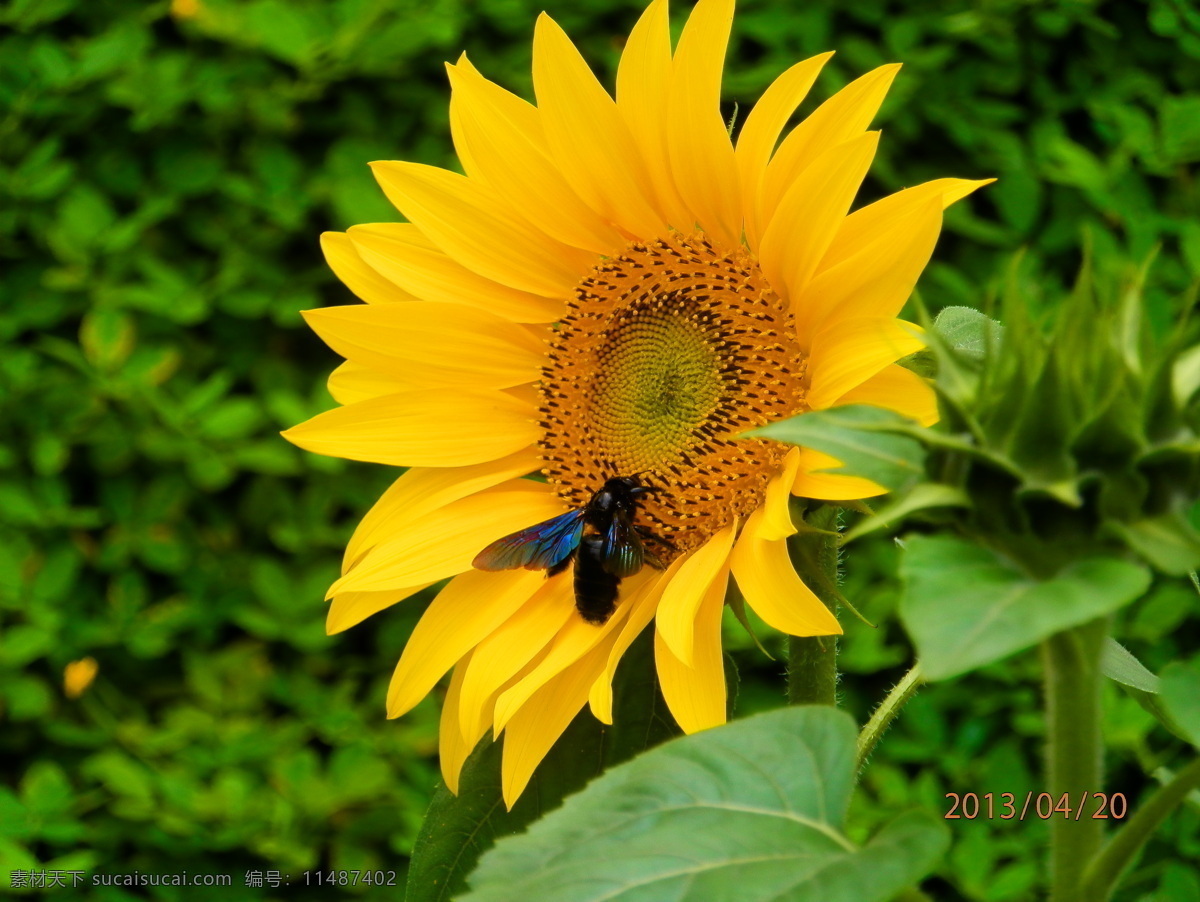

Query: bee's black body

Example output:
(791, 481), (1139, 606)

(571, 535), (623, 625)
(472, 476), (666, 625)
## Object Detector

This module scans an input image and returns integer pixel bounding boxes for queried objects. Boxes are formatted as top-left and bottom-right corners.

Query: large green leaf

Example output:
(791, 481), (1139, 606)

(900, 535), (1151, 680)
(461, 707), (948, 902)
(405, 628), (680, 902)
(1160, 659), (1200, 748)
(747, 405), (925, 490)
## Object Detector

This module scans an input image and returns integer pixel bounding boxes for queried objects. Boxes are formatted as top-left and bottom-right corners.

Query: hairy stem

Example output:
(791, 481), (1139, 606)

(1080, 756), (1200, 901)
(1043, 618), (1108, 902)
(786, 504), (841, 706)
(856, 662), (923, 773)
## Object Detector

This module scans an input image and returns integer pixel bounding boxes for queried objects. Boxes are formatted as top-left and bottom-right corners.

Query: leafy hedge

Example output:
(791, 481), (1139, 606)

(1, 0), (1197, 898)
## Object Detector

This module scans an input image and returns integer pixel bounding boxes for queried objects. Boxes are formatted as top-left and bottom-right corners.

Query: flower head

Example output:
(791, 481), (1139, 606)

(284, 0), (989, 806)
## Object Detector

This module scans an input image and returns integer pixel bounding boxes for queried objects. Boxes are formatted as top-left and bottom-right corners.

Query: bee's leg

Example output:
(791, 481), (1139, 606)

(642, 549), (667, 570)
(635, 525), (679, 554)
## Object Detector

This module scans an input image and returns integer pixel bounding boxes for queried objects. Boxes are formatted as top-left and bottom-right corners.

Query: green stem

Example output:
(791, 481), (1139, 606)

(1080, 756), (1200, 901)
(786, 504), (841, 706)
(856, 662), (923, 773)
(1042, 618), (1108, 902)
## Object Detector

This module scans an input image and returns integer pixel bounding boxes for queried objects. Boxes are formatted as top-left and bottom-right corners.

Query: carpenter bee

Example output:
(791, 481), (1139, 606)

(472, 476), (666, 625)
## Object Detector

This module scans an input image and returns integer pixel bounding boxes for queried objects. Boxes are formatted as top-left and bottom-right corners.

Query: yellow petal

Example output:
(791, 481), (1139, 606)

(737, 52), (834, 251)
(327, 361), (416, 405)
(387, 567), (546, 718)
(820, 177), (995, 272)
(760, 64), (899, 232)
(655, 522), (736, 667)
(757, 447), (802, 541)
(443, 646), (547, 795)
(532, 13), (665, 240)
(439, 650), (474, 794)
(458, 573), (575, 742)
(587, 569), (672, 724)
(834, 363), (939, 427)
(501, 637), (613, 808)
(729, 506), (842, 637)
(281, 389), (538, 468)
(326, 585), (434, 635)
(454, 53), (541, 136)
(320, 231), (418, 305)
(371, 160), (591, 297)
(806, 316), (924, 409)
(792, 446), (887, 500)
(301, 302), (545, 390)
(342, 450), (539, 575)
(348, 222), (562, 324)
(655, 565), (727, 734)
(758, 131), (880, 307)
(668, 0), (739, 248)
(333, 481), (567, 595)
(616, 0), (693, 232)
(795, 196), (943, 343)
(492, 574), (640, 733)
(447, 61), (622, 256)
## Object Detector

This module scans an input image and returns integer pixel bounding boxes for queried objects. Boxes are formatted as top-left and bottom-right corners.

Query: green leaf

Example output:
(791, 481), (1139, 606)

(747, 405), (925, 491)
(899, 535), (1151, 680)
(1172, 344), (1200, 406)
(1108, 513), (1200, 575)
(462, 707), (948, 902)
(843, 483), (970, 542)
(1161, 94), (1200, 165)
(405, 628), (680, 902)
(1101, 638), (1160, 693)
(933, 305), (1004, 359)
(79, 309), (136, 372)
(1160, 659), (1200, 748)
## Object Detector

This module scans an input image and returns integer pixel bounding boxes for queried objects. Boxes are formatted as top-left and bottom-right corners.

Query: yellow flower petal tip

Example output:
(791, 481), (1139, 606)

(63, 657), (99, 699)
(287, 0), (982, 805)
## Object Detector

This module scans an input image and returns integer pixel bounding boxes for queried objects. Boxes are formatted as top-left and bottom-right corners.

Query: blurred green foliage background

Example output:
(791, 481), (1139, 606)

(2, 0), (1199, 898)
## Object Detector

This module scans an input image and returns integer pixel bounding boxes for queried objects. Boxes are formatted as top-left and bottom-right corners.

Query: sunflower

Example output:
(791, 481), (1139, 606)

(284, 0), (989, 807)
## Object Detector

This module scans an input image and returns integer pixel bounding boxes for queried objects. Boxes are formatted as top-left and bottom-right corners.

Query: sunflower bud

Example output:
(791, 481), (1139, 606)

(907, 263), (1200, 578)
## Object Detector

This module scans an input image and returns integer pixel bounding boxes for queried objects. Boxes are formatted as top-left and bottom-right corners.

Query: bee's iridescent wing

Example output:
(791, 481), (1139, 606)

(472, 509), (586, 572)
(600, 510), (645, 578)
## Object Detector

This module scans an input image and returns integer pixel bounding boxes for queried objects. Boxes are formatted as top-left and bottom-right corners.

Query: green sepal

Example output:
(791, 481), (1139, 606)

(726, 583), (775, 661)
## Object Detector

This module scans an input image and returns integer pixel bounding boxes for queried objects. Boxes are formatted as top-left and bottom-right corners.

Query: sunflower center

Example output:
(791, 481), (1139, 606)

(538, 233), (809, 557)
(593, 296), (730, 474)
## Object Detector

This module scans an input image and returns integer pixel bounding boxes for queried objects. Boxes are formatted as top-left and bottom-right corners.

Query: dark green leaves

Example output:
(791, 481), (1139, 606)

(747, 405), (925, 491)
(462, 707), (948, 902)
(899, 535), (1151, 679)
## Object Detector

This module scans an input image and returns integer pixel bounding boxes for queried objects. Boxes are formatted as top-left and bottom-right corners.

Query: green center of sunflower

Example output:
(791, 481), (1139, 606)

(592, 297), (730, 474)
(538, 232), (809, 556)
